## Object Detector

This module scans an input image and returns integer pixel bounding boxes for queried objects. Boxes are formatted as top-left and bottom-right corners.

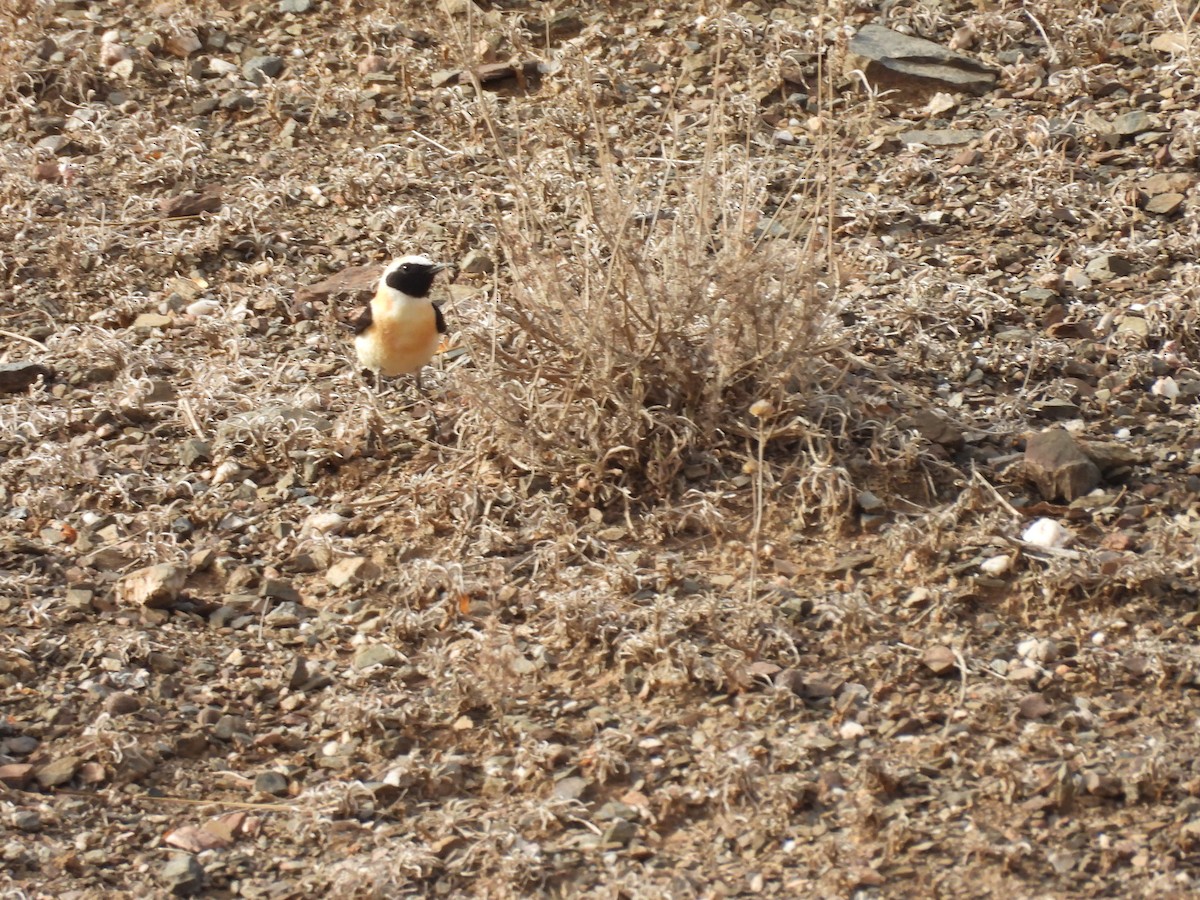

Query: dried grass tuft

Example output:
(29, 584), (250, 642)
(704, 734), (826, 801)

(456, 116), (840, 506)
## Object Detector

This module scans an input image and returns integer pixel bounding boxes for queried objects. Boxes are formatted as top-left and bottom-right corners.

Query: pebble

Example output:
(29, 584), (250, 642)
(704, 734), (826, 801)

(242, 56), (284, 85)
(36, 756), (81, 788)
(254, 770), (290, 796)
(11, 810), (42, 831)
(1085, 253), (1132, 281)
(352, 644), (402, 670)
(104, 692), (140, 715)
(1022, 517), (1072, 549)
(979, 554), (1011, 576)
(161, 854), (206, 896)
(1024, 428), (1100, 502)
(459, 248), (495, 275)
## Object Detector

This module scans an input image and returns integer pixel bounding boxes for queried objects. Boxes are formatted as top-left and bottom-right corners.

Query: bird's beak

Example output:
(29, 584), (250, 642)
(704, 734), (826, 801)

(430, 262), (450, 274)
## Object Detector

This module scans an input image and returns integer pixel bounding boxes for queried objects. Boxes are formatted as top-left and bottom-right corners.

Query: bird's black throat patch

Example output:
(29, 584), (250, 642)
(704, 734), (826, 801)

(386, 262), (438, 297)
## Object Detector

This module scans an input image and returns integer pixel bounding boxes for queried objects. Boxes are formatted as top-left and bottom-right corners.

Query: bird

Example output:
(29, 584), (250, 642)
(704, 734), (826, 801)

(351, 254), (449, 392)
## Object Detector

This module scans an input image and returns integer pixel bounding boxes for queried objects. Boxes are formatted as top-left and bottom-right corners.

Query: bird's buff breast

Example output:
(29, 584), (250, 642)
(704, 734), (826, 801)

(355, 301), (439, 376)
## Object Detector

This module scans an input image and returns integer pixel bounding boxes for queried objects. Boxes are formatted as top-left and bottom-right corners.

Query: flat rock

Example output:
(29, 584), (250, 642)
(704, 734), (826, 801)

(908, 409), (964, 448)
(293, 264), (379, 303)
(119, 563), (189, 609)
(1024, 429), (1100, 502)
(460, 248), (495, 274)
(327, 556), (381, 588)
(1111, 109), (1153, 136)
(1078, 440), (1140, 475)
(36, 755), (81, 788)
(847, 25), (997, 96)
(898, 128), (982, 146)
(132, 312), (173, 330)
(1151, 31), (1189, 53)
(160, 186), (223, 217)
(0, 361), (52, 393)
(1145, 192), (1185, 215)
(352, 643), (402, 670)
(922, 645), (958, 675)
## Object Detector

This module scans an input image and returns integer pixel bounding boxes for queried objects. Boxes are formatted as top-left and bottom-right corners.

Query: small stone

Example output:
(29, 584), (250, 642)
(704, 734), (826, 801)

(1151, 32), (1188, 54)
(160, 187), (223, 217)
(358, 54), (388, 76)
(164, 30), (202, 58)
(857, 491), (884, 513)
(259, 578), (300, 604)
(132, 313), (173, 330)
(1030, 398), (1080, 421)
(11, 810), (41, 831)
(34, 134), (70, 155)
(1117, 315), (1149, 339)
(280, 0), (311, 10)
(254, 770), (290, 796)
(899, 129), (983, 146)
(104, 692), (140, 715)
(1018, 692), (1053, 720)
(285, 656), (309, 689)
(0, 764), (35, 788)
(119, 564), (189, 609)
(4, 736), (38, 756)
(243, 56), (284, 84)
(178, 439), (212, 466)
(353, 644), (402, 670)
(1024, 428), (1100, 502)
(219, 91), (256, 111)
(161, 854), (206, 896)
(459, 249), (495, 275)
(839, 720), (866, 740)
(1111, 110), (1152, 136)
(36, 755), (81, 788)
(1022, 517), (1072, 549)
(602, 818), (637, 846)
(213, 715), (247, 741)
(922, 645), (958, 675)
(1145, 192), (1185, 215)
(1084, 254), (1132, 281)
(186, 299), (221, 317)
(327, 556), (381, 588)
(908, 409), (964, 449)
(979, 554), (1011, 576)
(553, 776), (589, 801)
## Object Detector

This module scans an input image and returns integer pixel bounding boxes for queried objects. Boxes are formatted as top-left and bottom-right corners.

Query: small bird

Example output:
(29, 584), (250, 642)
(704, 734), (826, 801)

(351, 254), (449, 391)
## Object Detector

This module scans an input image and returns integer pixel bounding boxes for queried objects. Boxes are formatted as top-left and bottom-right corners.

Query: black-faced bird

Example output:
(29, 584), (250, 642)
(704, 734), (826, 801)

(352, 254), (449, 390)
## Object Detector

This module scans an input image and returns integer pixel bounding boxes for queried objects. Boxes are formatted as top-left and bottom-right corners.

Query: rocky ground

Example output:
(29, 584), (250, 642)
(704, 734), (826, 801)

(3, 0), (1200, 897)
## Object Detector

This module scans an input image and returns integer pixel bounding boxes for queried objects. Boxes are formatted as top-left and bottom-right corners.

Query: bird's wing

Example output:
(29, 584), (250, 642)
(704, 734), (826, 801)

(433, 303), (447, 334)
(348, 304), (373, 334)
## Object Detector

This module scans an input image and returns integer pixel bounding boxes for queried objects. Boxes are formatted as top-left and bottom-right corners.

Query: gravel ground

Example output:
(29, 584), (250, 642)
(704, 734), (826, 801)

(3, 1), (1200, 897)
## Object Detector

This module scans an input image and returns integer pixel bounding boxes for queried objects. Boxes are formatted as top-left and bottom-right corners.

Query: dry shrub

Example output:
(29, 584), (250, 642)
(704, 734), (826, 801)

(457, 130), (840, 504)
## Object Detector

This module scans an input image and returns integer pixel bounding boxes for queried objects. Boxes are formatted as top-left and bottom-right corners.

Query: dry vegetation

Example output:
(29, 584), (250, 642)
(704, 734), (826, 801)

(4, 0), (1200, 896)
